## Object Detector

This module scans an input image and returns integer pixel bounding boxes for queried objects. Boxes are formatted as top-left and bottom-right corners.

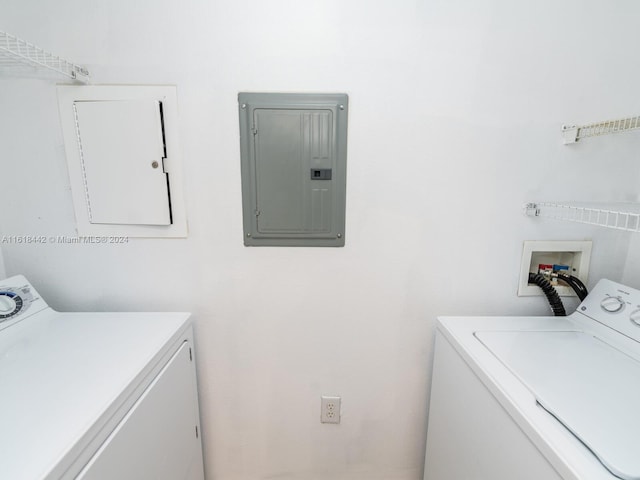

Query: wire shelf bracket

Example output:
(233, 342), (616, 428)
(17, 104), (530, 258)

(562, 115), (640, 144)
(0, 31), (89, 83)
(525, 202), (640, 233)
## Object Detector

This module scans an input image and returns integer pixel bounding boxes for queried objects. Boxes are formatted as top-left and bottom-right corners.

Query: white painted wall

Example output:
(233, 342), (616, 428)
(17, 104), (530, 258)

(0, 246), (5, 279)
(2, 1), (640, 479)
(623, 237), (640, 286)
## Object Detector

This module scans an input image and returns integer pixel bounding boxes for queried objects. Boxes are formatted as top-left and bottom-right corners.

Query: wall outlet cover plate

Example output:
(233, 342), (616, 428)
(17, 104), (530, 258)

(320, 395), (341, 424)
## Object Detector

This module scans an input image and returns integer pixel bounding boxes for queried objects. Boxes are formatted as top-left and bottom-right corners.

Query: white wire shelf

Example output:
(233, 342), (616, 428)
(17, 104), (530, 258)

(525, 202), (640, 233)
(0, 31), (89, 83)
(562, 115), (640, 144)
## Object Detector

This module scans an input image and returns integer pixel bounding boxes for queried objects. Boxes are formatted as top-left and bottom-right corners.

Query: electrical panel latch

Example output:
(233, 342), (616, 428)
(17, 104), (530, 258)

(310, 168), (332, 180)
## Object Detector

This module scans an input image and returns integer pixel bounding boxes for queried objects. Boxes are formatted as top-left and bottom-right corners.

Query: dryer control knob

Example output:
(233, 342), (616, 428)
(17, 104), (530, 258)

(0, 294), (16, 313)
(630, 309), (640, 326)
(601, 296), (625, 313)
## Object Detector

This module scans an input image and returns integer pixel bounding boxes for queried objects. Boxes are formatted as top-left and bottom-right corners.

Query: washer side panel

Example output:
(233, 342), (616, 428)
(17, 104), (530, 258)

(424, 331), (565, 480)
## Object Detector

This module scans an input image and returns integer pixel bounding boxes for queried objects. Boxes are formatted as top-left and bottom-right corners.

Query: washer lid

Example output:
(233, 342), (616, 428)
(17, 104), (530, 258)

(475, 330), (640, 480)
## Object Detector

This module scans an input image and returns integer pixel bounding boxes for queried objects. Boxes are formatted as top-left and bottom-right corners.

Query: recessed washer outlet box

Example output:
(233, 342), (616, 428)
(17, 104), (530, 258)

(518, 240), (592, 297)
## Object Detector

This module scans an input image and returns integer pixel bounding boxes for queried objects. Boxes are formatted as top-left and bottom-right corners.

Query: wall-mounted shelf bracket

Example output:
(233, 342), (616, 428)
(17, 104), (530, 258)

(562, 116), (640, 144)
(0, 31), (89, 83)
(524, 202), (541, 217)
(561, 125), (579, 144)
(525, 202), (640, 233)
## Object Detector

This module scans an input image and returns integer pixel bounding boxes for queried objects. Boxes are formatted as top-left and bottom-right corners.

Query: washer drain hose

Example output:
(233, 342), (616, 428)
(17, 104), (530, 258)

(528, 273), (567, 316)
(556, 272), (589, 301)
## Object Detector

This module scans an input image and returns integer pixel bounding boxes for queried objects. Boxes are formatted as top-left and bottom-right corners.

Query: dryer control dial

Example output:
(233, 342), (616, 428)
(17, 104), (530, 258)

(601, 296), (625, 313)
(630, 309), (640, 326)
(0, 292), (23, 319)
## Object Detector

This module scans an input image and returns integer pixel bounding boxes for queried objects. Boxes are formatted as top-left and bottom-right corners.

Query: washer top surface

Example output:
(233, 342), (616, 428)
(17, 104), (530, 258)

(475, 330), (640, 480)
(436, 279), (640, 480)
(0, 276), (191, 480)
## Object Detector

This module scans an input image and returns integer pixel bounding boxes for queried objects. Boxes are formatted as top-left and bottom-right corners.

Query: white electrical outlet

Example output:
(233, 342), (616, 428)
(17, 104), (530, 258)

(518, 240), (592, 297)
(321, 396), (341, 424)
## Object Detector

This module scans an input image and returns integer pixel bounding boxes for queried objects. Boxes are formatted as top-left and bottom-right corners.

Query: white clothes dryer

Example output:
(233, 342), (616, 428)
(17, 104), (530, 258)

(0, 275), (205, 480)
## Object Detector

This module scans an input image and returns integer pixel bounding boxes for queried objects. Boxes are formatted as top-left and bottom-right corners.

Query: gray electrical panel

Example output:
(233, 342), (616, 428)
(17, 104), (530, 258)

(238, 92), (348, 247)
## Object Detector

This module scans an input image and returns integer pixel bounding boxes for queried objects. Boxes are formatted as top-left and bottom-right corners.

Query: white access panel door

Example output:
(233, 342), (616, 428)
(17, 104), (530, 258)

(76, 342), (204, 480)
(74, 100), (171, 226)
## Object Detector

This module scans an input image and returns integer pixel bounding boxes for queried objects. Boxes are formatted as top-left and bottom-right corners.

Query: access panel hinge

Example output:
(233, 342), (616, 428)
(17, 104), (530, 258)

(189, 347), (192, 362)
(195, 425), (199, 438)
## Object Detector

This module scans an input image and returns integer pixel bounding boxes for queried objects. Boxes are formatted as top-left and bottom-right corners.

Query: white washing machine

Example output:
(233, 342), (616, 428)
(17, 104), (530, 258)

(424, 278), (640, 480)
(0, 275), (205, 480)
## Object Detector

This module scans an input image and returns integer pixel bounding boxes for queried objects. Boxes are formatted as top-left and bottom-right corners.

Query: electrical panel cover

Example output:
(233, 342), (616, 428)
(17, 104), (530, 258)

(238, 92), (348, 247)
